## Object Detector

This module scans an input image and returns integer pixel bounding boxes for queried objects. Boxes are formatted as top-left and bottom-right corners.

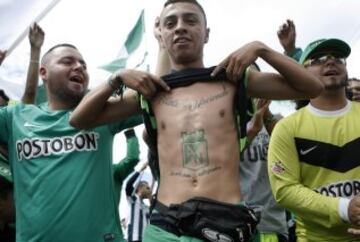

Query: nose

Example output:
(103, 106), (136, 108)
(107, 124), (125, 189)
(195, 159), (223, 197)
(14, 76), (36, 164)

(174, 19), (187, 34)
(324, 56), (336, 66)
(73, 61), (85, 71)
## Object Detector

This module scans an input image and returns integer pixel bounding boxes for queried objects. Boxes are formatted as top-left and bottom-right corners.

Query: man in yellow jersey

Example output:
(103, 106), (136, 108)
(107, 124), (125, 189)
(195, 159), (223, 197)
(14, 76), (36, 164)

(268, 38), (360, 241)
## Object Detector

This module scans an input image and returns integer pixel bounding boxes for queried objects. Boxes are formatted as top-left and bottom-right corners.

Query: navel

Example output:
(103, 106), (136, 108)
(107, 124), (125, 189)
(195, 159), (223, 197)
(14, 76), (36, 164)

(160, 121), (166, 130)
(191, 176), (198, 187)
(219, 109), (225, 118)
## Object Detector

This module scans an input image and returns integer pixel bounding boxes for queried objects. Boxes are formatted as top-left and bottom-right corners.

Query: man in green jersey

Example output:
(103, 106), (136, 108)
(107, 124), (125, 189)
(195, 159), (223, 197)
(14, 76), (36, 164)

(0, 43), (142, 241)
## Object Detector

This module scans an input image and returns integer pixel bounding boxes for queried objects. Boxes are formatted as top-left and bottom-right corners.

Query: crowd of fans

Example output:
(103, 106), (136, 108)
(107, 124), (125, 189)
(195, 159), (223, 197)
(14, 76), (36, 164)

(1, 1), (360, 242)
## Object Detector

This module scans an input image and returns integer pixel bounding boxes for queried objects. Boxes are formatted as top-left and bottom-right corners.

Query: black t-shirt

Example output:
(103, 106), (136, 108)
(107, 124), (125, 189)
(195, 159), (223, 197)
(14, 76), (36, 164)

(0, 224), (16, 242)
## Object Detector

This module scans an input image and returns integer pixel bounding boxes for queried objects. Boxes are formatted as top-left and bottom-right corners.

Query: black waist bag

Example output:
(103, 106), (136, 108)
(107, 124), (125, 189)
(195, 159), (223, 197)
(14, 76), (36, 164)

(155, 197), (260, 242)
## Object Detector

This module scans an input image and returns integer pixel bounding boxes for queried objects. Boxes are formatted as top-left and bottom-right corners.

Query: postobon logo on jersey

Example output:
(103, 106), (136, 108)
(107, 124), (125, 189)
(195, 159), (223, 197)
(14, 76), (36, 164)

(315, 180), (360, 198)
(16, 132), (100, 161)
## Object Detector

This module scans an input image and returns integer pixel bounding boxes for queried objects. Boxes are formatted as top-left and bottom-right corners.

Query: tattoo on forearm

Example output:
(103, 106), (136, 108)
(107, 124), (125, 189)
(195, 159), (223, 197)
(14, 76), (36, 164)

(159, 86), (228, 110)
(181, 129), (209, 170)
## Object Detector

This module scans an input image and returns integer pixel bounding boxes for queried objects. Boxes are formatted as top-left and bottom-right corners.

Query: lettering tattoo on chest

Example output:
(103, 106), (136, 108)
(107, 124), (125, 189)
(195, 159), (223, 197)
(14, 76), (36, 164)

(158, 84), (228, 111)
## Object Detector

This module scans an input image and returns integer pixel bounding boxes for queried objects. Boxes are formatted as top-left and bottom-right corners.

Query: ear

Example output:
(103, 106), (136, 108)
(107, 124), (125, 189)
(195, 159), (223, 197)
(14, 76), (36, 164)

(39, 66), (47, 84)
(157, 29), (166, 49)
(204, 28), (210, 44)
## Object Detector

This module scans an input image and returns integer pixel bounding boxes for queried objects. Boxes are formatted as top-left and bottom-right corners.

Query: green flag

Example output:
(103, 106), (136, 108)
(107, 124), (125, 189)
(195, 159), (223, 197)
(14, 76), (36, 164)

(100, 10), (145, 73)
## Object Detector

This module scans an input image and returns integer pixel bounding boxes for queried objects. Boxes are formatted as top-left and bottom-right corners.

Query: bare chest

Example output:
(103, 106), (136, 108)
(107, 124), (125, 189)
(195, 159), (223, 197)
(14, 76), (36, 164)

(152, 81), (236, 130)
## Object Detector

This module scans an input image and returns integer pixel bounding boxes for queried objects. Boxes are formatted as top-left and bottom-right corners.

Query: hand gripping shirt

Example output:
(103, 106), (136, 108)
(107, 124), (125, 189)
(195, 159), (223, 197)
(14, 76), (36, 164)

(0, 102), (142, 242)
(268, 101), (360, 242)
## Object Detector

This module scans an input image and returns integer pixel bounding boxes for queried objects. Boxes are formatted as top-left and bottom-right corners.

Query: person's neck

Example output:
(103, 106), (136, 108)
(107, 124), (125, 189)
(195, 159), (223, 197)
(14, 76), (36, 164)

(171, 59), (204, 71)
(310, 89), (348, 111)
(47, 94), (77, 111)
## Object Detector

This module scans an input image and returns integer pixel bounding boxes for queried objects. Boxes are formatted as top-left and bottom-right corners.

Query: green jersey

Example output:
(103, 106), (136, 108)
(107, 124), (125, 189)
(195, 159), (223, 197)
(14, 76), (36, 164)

(113, 131), (140, 206)
(0, 102), (142, 242)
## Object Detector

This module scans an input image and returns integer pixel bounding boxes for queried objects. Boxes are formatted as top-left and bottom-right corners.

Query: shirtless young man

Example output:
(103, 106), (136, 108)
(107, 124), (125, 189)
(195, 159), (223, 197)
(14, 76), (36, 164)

(70, 1), (323, 241)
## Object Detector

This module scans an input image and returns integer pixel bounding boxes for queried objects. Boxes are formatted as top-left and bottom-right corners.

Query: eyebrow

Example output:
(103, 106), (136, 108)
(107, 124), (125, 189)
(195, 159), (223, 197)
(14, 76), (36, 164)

(60, 56), (87, 65)
(163, 12), (200, 22)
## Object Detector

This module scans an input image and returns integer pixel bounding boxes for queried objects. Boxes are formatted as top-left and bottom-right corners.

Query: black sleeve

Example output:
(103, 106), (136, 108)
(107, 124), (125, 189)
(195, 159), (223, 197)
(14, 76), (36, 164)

(125, 171), (141, 196)
(124, 129), (136, 139)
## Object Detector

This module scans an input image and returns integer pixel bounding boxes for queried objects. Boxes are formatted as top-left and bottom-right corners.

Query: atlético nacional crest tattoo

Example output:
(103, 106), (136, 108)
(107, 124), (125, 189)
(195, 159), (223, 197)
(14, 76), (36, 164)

(181, 129), (209, 170)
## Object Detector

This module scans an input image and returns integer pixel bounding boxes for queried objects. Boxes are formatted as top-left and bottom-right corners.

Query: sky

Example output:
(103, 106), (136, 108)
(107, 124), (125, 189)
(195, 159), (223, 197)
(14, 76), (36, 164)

(1, 0), (360, 97)
(1, 0), (360, 222)
(1, 0), (360, 160)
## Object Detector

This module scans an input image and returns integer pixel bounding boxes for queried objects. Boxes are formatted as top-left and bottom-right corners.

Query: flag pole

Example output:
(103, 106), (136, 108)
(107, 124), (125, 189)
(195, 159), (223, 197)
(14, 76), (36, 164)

(6, 0), (62, 56)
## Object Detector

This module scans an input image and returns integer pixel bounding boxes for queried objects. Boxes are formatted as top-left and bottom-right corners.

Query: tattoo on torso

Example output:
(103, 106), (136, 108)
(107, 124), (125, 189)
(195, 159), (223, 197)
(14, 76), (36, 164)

(169, 129), (222, 178)
(181, 129), (209, 170)
(158, 85), (228, 111)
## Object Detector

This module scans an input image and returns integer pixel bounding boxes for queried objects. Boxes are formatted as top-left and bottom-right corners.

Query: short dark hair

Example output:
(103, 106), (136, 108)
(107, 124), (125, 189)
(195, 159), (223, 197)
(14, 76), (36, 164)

(41, 43), (78, 65)
(163, 0), (207, 26)
(0, 176), (13, 200)
(136, 181), (149, 193)
(0, 89), (10, 103)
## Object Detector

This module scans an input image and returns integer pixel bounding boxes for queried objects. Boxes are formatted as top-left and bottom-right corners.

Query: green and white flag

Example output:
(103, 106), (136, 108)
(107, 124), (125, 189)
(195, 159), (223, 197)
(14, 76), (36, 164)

(100, 10), (146, 73)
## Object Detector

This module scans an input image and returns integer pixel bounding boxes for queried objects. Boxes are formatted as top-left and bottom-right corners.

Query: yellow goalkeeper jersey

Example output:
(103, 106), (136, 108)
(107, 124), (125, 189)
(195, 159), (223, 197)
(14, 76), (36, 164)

(268, 101), (360, 242)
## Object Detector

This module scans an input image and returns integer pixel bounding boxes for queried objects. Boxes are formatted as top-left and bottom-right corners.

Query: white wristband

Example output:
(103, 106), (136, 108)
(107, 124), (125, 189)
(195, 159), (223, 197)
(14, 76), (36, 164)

(134, 161), (147, 173)
(134, 164), (142, 173)
(339, 198), (351, 223)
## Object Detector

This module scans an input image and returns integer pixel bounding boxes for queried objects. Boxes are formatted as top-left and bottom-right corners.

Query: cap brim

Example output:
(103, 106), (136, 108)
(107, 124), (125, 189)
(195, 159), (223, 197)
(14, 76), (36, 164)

(311, 39), (350, 57)
(300, 39), (351, 64)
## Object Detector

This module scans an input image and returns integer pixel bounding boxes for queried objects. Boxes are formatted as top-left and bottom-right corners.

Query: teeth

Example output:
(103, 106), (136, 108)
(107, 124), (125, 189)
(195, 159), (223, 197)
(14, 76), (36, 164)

(70, 76), (82, 83)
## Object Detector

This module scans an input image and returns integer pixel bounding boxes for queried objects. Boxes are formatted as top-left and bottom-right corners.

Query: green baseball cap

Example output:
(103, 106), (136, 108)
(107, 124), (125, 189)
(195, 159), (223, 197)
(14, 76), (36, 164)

(0, 159), (12, 182)
(299, 38), (351, 65)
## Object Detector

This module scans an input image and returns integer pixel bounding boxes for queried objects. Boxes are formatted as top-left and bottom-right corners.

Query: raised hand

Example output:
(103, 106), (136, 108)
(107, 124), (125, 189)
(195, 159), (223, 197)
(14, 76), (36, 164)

(110, 69), (170, 99)
(277, 19), (296, 54)
(211, 41), (266, 82)
(29, 22), (45, 49)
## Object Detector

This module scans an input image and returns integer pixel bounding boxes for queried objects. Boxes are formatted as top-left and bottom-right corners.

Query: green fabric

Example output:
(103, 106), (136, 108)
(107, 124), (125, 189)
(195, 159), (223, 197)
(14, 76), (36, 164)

(144, 224), (203, 242)
(0, 102), (142, 242)
(35, 84), (47, 105)
(144, 224), (260, 242)
(286, 48), (303, 62)
(259, 233), (280, 242)
(113, 134), (140, 206)
(124, 9), (145, 54)
(100, 10), (145, 73)
(299, 38), (351, 64)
